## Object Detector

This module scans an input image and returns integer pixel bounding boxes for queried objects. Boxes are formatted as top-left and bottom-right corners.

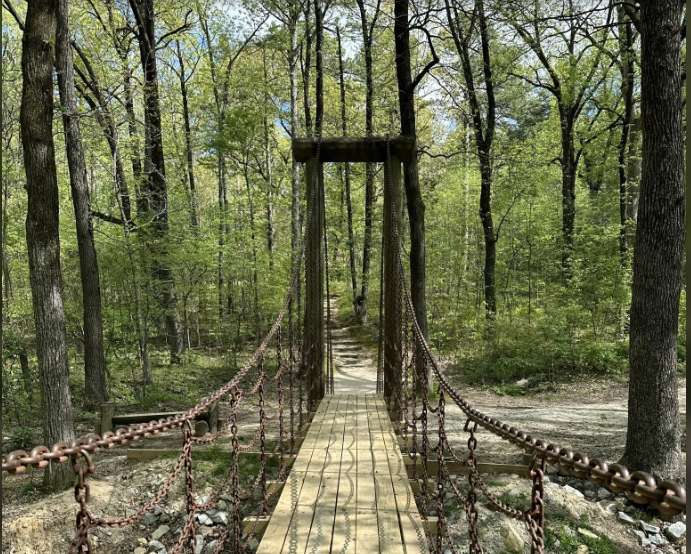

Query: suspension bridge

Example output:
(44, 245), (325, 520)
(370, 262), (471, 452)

(2, 136), (686, 554)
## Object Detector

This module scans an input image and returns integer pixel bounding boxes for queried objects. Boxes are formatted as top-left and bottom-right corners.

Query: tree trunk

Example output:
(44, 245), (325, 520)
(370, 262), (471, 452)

(263, 49), (275, 268)
(621, 0), (684, 480)
(56, 0), (109, 408)
(130, 0), (184, 363)
(356, 0), (377, 319)
(394, 0), (431, 391)
(302, 0), (313, 137)
(175, 40), (200, 229)
(559, 108), (577, 279)
(2, 170), (12, 309)
(336, 27), (358, 304)
(20, 0), (76, 491)
(289, 14), (302, 314)
(445, 0), (497, 318)
(617, 6), (635, 264)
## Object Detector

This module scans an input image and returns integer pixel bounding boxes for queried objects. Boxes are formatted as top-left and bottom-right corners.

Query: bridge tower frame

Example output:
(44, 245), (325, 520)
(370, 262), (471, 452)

(292, 136), (415, 415)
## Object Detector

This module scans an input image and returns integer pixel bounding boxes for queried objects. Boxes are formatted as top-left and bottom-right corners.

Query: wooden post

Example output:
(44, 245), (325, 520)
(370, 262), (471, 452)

(208, 400), (219, 434)
(383, 154), (402, 420)
(100, 402), (116, 435)
(304, 157), (325, 408)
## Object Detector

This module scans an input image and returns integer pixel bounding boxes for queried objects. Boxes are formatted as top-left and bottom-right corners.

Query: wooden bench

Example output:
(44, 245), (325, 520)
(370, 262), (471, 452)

(97, 401), (220, 437)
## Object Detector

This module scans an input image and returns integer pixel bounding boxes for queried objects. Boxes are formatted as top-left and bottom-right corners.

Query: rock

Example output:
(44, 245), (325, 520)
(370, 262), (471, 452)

(634, 530), (652, 547)
(153, 505), (163, 516)
(543, 476), (550, 483)
(126, 509), (137, 517)
(206, 540), (219, 554)
(648, 533), (667, 546)
(138, 538), (148, 545)
(134, 548), (147, 554)
(597, 500), (616, 514)
(666, 522), (686, 542)
(159, 512), (170, 523)
(151, 525), (170, 541)
(198, 525), (213, 537)
(598, 488), (613, 499)
(500, 520), (524, 553)
(639, 521), (661, 535)
(248, 538), (260, 551)
(615, 499), (627, 511)
(218, 500), (228, 511)
(209, 511), (228, 525)
(618, 512), (636, 525)
(563, 485), (585, 499)
(576, 546), (589, 554)
(196, 513), (213, 526)
(193, 536), (204, 554)
(148, 539), (167, 552)
(584, 490), (596, 500)
(141, 513), (159, 526)
(578, 528), (599, 540)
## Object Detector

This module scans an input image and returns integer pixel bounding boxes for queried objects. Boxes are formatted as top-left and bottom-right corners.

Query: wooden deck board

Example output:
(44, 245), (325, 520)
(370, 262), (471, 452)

(257, 393), (426, 554)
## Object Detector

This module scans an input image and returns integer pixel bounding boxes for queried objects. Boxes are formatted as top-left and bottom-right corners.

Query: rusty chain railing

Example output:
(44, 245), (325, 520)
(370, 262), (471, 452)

(380, 136), (686, 554)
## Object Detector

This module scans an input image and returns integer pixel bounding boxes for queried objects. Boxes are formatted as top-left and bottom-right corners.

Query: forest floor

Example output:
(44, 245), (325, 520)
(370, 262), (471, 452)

(1, 303), (686, 554)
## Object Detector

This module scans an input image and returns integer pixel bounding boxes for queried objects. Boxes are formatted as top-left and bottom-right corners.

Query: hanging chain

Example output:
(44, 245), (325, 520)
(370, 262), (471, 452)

(68, 450), (96, 554)
(526, 454), (547, 554)
(465, 419), (484, 554)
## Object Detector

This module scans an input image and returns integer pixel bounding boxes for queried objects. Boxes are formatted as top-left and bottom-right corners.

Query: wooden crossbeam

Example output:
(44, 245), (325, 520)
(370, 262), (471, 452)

(292, 136), (415, 163)
(403, 454), (530, 478)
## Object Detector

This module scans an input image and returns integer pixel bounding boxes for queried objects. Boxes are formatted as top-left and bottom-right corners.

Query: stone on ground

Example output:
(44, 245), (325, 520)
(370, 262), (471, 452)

(499, 520), (524, 552)
(666, 521), (686, 542)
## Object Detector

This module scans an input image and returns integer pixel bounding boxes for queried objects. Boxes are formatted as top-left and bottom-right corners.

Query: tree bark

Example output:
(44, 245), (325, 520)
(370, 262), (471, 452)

(355, 0), (379, 319)
(175, 40), (200, 229)
(617, 7), (636, 264)
(302, 0), (313, 137)
(56, 0), (109, 408)
(336, 27), (358, 304)
(445, 0), (497, 317)
(20, 0), (76, 491)
(621, 0), (684, 480)
(394, 0), (432, 390)
(129, 0), (184, 364)
(3, 169), (12, 309)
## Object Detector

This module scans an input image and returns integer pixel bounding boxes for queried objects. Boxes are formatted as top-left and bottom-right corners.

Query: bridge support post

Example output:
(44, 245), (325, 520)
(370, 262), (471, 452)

(383, 154), (402, 420)
(304, 156), (325, 409)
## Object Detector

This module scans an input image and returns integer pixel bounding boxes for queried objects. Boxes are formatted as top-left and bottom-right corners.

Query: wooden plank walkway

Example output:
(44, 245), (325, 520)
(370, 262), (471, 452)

(257, 393), (429, 554)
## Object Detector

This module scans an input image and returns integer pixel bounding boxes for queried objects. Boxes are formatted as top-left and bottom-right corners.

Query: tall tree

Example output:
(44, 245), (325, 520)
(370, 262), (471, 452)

(621, 0), (684, 480)
(20, 0), (75, 490)
(129, 0), (185, 364)
(174, 39), (200, 228)
(354, 0), (381, 319)
(335, 26), (358, 304)
(56, 0), (109, 407)
(507, 1), (604, 278)
(393, 0), (437, 389)
(445, 0), (498, 317)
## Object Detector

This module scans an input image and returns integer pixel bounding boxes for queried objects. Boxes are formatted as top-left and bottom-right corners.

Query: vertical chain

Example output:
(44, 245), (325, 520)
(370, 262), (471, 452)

(465, 419), (483, 554)
(376, 228), (385, 394)
(527, 455), (547, 554)
(182, 422), (197, 553)
(258, 355), (268, 516)
(322, 168), (334, 395)
(68, 451), (95, 554)
(436, 391), (448, 554)
(230, 390), (242, 553)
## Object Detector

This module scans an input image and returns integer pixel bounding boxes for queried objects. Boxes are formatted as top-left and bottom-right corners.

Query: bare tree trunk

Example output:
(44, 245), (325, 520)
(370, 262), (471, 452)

(302, 0), (313, 137)
(617, 7), (635, 264)
(336, 27), (357, 304)
(56, 0), (109, 408)
(263, 48), (275, 268)
(175, 40), (200, 228)
(355, 0), (379, 320)
(394, 0), (432, 390)
(289, 14), (302, 316)
(445, 0), (497, 317)
(3, 170), (12, 309)
(621, 0), (684, 480)
(20, 0), (76, 491)
(244, 167), (260, 338)
(129, 0), (184, 363)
